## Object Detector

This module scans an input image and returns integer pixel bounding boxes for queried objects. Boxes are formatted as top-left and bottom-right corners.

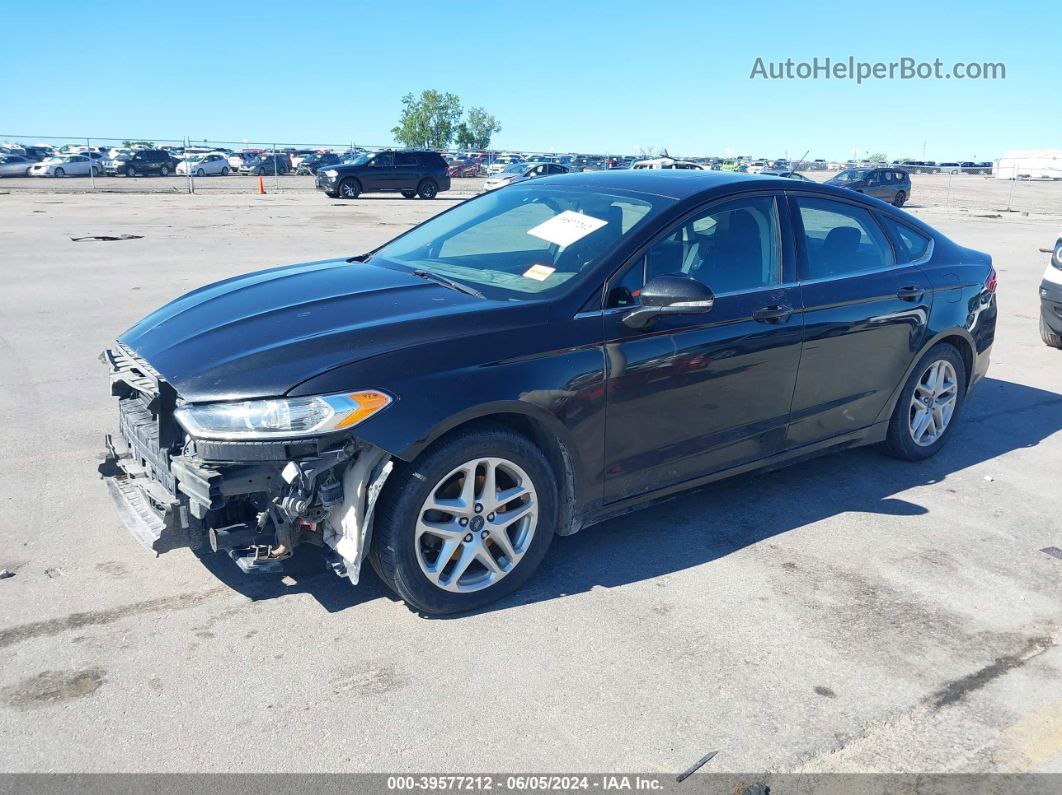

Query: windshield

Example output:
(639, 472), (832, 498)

(368, 184), (667, 301)
(832, 169), (869, 183)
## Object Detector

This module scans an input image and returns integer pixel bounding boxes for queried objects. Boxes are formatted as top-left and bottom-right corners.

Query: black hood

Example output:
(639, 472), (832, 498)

(120, 258), (510, 402)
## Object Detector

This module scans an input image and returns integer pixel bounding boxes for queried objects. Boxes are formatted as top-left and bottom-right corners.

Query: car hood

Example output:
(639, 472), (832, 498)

(119, 258), (532, 403)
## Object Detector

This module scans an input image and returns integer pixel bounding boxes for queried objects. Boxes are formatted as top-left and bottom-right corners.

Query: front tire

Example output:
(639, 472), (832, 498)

(401, 190), (417, 199)
(893, 190), (906, 207)
(126, 165), (136, 177)
(1041, 314), (1062, 348)
(370, 425), (557, 614)
(338, 178), (361, 199)
(196, 168), (205, 177)
(417, 179), (438, 199)
(54, 167), (64, 178)
(221, 166), (230, 175)
(160, 165), (170, 176)
(883, 343), (967, 461)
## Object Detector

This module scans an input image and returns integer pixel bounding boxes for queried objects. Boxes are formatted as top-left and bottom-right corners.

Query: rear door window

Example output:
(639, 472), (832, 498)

(796, 197), (895, 280)
(878, 215), (932, 263)
(395, 152), (419, 167)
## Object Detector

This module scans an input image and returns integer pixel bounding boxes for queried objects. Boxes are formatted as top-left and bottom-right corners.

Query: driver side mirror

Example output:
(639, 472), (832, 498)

(622, 274), (714, 329)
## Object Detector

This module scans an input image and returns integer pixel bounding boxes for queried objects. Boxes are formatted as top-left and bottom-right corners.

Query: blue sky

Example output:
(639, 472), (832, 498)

(2, 0), (1058, 160)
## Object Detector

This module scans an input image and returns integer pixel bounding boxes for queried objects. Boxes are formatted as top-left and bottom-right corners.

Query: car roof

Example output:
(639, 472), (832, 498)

(535, 169), (832, 200)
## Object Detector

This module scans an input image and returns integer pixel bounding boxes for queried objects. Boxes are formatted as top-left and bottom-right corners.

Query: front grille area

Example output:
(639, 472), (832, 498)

(117, 393), (177, 497)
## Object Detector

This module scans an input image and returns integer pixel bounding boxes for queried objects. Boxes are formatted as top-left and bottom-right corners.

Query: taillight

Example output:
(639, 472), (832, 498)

(985, 267), (997, 293)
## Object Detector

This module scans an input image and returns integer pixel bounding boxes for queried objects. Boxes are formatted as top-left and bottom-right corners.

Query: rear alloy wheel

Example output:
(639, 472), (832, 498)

(883, 343), (966, 460)
(371, 425), (557, 614)
(417, 179), (438, 199)
(338, 178), (361, 199)
(401, 190), (417, 199)
(893, 190), (906, 207)
(1041, 314), (1062, 349)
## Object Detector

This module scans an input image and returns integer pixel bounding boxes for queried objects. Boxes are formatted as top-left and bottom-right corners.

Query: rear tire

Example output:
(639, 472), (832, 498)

(1041, 314), (1062, 348)
(160, 165), (170, 176)
(54, 167), (64, 178)
(417, 179), (438, 199)
(401, 190), (417, 199)
(126, 165), (135, 177)
(893, 190), (907, 207)
(883, 343), (967, 461)
(338, 178), (361, 199)
(370, 425), (557, 614)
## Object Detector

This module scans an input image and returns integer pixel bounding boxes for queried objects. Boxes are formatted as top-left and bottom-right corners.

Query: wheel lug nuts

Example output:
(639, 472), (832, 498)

(481, 530), (489, 539)
(459, 517), (469, 527)
(474, 503), (483, 513)
(487, 512), (495, 521)
(464, 533), (473, 543)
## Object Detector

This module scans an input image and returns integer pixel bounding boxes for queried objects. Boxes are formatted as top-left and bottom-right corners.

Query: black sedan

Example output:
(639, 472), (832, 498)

(101, 171), (997, 614)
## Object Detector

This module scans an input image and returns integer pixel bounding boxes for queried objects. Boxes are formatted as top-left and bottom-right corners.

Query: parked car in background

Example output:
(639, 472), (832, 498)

(239, 153), (292, 175)
(316, 149), (450, 199)
(762, 170), (813, 181)
(631, 158), (704, 170)
(487, 154), (523, 174)
(296, 152), (341, 175)
(21, 145), (53, 161)
(101, 170), (996, 614)
(0, 154), (36, 176)
(826, 167), (911, 206)
(747, 161), (768, 174)
(176, 153), (231, 176)
(104, 149), (179, 177)
(939, 162), (963, 175)
(30, 154), (98, 177)
(483, 161), (570, 190)
(289, 150), (318, 170)
(1040, 233), (1062, 348)
(447, 157), (479, 178)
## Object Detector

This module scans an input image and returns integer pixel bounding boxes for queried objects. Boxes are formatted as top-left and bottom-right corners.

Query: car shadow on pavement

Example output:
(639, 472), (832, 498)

(194, 376), (1061, 615)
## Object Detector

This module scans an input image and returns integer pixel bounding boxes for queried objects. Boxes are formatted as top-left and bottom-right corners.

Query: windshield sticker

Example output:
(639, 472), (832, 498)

(522, 264), (557, 281)
(527, 211), (608, 247)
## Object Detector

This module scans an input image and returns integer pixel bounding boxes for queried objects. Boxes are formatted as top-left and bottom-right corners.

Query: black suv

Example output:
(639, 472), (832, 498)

(825, 167), (912, 207)
(104, 149), (179, 177)
(316, 150), (451, 199)
(239, 154), (292, 176)
(296, 152), (341, 175)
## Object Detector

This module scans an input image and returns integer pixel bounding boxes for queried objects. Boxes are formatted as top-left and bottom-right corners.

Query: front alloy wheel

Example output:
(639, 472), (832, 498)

(371, 425), (557, 614)
(415, 457), (538, 593)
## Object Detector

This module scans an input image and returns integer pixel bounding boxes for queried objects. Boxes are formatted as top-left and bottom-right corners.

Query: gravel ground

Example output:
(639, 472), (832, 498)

(0, 184), (1059, 774)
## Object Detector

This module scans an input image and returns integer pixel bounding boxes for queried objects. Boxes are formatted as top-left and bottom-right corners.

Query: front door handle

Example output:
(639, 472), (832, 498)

(897, 285), (925, 301)
(752, 304), (793, 323)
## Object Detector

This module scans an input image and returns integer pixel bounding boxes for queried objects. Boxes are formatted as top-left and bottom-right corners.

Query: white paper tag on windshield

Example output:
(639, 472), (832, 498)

(527, 211), (608, 247)
(523, 264), (556, 281)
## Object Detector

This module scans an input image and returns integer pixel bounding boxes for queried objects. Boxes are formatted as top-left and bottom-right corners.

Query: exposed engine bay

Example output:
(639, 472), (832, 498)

(99, 343), (392, 582)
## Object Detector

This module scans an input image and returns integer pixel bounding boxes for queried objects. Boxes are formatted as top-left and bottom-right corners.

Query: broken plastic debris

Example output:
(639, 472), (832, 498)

(70, 234), (144, 242)
(983, 475), (994, 482)
(0, 569), (14, 580)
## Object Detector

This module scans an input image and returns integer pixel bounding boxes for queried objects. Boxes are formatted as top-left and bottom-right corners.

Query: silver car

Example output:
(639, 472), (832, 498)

(0, 154), (35, 177)
(483, 161), (570, 190)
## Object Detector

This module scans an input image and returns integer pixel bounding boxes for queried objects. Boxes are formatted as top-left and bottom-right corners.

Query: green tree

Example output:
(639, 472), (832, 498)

(454, 122), (476, 150)
(122, 140), (154, 148)
(867, 152), (888, 162)
(463, 107), (502, 150)
(391, 90), (463, 149)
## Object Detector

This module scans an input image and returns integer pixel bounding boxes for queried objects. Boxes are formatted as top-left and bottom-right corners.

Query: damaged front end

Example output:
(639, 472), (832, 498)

(99, 343), (392, 583)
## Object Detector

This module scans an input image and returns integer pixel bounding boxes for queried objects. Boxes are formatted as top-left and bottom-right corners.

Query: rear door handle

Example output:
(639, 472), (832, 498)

(896, 285), (925, 301)
(752, 304), (793, 323)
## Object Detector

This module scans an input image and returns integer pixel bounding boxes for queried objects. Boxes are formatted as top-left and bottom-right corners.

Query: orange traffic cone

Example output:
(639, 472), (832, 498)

(258, 175), (265, 195)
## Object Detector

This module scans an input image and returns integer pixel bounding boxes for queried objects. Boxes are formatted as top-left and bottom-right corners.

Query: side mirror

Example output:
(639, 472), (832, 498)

(622, 274), (714, 329)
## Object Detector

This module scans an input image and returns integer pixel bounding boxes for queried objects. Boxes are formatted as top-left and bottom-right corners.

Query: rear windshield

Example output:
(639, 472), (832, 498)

(368, 183), (669, 301)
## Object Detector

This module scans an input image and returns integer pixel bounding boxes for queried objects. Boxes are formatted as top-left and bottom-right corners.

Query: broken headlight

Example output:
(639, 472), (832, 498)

(174, 390), (392, 440)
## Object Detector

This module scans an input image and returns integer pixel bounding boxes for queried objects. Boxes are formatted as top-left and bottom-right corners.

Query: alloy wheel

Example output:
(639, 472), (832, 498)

(908, 360), (958, 446)
(415, 457), (538, 593)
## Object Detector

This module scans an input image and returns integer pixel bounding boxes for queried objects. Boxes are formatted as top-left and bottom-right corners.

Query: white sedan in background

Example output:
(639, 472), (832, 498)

(29, 154), (99, 177)
(176, 153), (231, 176)
(0, 154), (36, 177)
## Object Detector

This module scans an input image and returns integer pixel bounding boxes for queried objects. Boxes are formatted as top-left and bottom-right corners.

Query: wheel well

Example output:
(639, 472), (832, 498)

(937, 334), (974, 388)
(418, 413), (578, 535)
